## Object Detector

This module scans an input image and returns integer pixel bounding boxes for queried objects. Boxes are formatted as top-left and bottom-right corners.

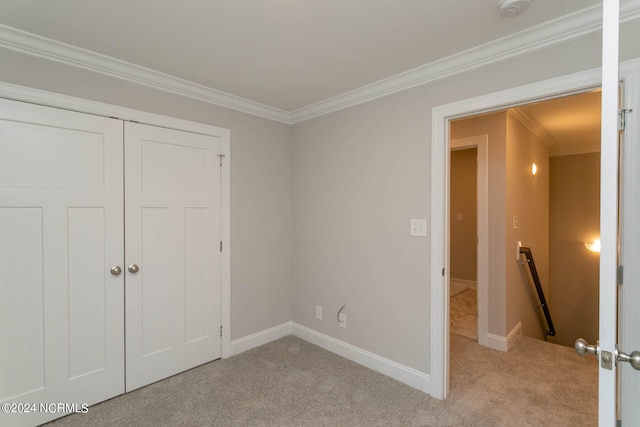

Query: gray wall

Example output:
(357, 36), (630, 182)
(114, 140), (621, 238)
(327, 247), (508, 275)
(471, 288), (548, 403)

(1, 17), (639, 377)
(292, 22), (640, 375)
(0, 49), (293, 342)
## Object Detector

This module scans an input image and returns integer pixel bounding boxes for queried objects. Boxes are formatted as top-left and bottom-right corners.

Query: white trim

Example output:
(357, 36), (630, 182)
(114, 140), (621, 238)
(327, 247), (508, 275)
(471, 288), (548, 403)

(1, 2), (640, 124)
(509, 109), (557, 148)
(599, 1), (620, 424)
(0, 81), (234, 361)
(230, 322), (294, 356)
(430, 57), (640, 402)
(431, 65), (606, 401)
(220, 129), (232, 359)
(291, 323), (431, 393)
(486, 322), (522, 352)
(450, 135), (489, 350)
(0, 24), (291, 124)
(290, 1), (640, 123)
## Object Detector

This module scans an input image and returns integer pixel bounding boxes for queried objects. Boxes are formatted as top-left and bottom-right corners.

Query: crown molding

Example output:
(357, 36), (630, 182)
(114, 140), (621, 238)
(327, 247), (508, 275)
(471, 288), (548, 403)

(508, 108), (557, 148)
(290, 0), (640, 123)
(0, 24), (292, 124)
(0, 1), (639, 125)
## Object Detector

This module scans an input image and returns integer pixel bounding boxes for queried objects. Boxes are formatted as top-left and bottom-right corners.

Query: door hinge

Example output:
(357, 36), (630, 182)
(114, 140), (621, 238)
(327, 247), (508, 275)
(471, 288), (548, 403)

(220, 241), (223, 252)
(217, 153), (226, 167)
(619, 108), (632, 131)
(220, 325), (223, 337)
(618, 265), (624, 285)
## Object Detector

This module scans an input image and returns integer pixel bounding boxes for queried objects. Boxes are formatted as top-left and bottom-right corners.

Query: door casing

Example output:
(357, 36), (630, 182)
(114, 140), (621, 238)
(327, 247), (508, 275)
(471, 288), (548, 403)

(430, 58), (640, 400)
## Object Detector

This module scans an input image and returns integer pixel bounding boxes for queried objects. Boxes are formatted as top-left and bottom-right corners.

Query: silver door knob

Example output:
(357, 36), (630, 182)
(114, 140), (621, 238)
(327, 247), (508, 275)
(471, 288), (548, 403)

(110, 265), (122, 276)
(128, 264), (139, 273)
(617, 348), (640, 370)
(575, 338), (598, 357)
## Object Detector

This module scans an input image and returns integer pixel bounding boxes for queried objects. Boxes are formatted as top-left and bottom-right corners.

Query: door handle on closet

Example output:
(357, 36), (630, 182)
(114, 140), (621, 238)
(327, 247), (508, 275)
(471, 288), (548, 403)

(110, 266), (122, 276)
(128, 264), (139, 273)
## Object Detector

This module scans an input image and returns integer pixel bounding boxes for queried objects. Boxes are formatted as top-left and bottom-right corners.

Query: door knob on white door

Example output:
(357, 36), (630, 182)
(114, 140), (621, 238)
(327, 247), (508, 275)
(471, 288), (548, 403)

(110, 266), (122, 276)
(617, 348), (640, 370)
(128, 264), (139, 273)
(575, 338), (598, 357)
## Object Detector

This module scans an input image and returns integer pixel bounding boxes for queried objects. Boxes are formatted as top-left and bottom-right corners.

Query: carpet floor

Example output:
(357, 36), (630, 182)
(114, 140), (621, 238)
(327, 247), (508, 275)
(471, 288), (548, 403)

(44, 334), (597, 426)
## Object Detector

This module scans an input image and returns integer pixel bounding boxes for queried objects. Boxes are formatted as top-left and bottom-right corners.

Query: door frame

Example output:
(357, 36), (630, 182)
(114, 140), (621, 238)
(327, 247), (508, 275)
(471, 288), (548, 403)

(0, 81), (232, 359)
(449, 136), (489, 348)
(429, 59), (640, 399)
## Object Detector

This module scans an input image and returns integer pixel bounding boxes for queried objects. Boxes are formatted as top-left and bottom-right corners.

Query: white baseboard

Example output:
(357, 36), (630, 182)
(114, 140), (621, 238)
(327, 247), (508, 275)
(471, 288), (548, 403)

(291, 323), (431, 394)
(230, 322), (431, 395)
(485, 322), (522, 352)
(230, 321), (293, 356)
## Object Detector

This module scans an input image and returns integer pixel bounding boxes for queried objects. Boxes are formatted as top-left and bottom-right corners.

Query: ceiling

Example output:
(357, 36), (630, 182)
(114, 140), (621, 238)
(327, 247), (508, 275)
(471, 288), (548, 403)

(0, 0), (603, 112)
(0, 1), (625, 152)
(514, 90), (602, 156)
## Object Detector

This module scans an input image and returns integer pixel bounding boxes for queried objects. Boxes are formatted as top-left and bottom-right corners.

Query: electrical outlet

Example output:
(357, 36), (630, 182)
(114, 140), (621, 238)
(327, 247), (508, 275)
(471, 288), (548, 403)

(316, 306), (323, 320)
(338, 313), (347, 328)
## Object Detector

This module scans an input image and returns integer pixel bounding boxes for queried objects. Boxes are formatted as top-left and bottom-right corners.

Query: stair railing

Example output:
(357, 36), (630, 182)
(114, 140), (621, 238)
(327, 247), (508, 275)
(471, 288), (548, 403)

(519, 246), (556, 338)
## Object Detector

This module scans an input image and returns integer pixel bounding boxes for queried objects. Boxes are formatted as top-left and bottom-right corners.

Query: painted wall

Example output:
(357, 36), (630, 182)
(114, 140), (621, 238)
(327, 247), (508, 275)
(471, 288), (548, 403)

(549, 153), (600, 348)
(450, 112), (507, 337)
(450, 148), (477, 282)
(0, 49), (293, 342)
(1, 17), (639, 380)
(505, 112), (550, 340)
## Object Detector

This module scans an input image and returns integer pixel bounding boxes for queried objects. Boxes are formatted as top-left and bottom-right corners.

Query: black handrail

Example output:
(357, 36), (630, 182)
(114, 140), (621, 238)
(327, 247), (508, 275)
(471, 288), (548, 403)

(519, 247), (556, 337)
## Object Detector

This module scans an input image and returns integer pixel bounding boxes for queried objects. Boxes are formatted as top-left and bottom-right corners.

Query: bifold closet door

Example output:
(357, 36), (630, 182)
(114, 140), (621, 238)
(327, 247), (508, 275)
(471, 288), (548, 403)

(0, 99), (125, 427)
(124, 122), (221, 391)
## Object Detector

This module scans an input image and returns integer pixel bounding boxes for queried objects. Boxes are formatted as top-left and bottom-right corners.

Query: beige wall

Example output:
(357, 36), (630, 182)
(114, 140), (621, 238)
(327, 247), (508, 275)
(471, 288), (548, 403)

(450, 148), (477, 281)
(549, 153), (600, 348)
(449, 111), (551, 341)
(450, 112), (507, 336)
(0, 49), (293, 341)
(506, 112), (550, 340)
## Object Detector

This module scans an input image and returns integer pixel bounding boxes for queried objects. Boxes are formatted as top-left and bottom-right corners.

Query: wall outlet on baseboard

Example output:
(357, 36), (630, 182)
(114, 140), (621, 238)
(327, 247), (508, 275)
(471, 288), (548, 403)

(316, 306), (323, 320)
(338, 313), (347, 328)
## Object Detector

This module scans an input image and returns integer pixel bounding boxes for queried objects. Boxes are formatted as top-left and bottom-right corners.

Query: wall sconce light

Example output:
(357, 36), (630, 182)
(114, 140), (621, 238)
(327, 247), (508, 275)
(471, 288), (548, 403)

(531, 162), (538, 176)
(585, 239), (601, 253)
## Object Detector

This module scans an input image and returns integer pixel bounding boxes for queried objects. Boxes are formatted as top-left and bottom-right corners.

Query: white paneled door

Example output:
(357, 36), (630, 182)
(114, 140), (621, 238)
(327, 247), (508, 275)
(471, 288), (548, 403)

(124, 122), (221, 392)
(0, 99), (125, 426)
(0, 100), (223, 426)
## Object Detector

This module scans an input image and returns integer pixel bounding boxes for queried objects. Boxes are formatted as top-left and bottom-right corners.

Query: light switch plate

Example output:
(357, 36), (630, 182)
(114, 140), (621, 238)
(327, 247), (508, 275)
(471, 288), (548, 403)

(410, 219), (427, 237)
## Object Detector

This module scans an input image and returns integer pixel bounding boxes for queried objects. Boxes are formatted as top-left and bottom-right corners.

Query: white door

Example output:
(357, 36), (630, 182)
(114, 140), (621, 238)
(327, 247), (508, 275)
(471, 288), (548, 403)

(596, 1), (640, 425)
(619, 74), (640, 424)
(124, 122), (222, 391)
(0, 99), (125, 426)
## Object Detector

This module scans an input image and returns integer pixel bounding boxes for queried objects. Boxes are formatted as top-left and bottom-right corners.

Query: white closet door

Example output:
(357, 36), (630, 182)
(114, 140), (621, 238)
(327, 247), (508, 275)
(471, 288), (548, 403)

(124, 122), (221, 391)
(0, 99), (124, 426)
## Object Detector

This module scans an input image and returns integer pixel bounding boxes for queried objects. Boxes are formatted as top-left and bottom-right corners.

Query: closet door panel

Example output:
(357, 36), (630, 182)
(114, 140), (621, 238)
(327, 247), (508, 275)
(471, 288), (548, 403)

(125, 122), (221, 392)
(0, 99), (124, 427)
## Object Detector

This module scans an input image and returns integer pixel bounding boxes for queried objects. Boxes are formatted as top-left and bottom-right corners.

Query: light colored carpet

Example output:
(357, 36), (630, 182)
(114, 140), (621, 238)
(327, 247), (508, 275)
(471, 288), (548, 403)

(43, 334), (597, 426)
(451, 288), (477, 340)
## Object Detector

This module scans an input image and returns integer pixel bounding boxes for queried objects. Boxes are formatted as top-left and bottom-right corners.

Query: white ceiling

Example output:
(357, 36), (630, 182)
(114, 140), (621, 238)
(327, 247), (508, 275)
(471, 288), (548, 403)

(0, 0), (603, 112)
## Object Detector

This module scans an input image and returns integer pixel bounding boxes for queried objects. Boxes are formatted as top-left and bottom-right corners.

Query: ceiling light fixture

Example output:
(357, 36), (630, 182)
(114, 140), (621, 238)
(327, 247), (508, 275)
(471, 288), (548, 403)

(498, 0), (530, 17)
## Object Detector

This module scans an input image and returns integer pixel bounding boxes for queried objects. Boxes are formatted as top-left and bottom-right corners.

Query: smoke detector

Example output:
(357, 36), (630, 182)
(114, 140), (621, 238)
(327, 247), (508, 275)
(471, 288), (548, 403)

(498, 0), (530, 17)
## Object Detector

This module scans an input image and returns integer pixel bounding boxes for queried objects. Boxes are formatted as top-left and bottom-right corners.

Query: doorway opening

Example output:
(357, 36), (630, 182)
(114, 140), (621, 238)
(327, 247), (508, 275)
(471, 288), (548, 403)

(429, 66), (606, 400)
